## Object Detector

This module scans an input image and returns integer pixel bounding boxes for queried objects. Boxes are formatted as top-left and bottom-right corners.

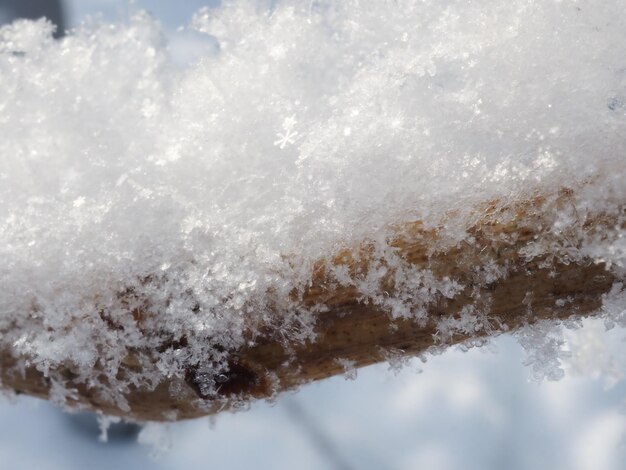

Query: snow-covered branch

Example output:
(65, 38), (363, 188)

(2, 190), (622, 420)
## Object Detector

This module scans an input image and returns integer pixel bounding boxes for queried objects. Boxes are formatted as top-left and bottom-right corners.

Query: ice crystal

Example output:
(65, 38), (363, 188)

(274, 115), (299, 149)
(335, 358), (357, 380)
(138, 422), (172, 457)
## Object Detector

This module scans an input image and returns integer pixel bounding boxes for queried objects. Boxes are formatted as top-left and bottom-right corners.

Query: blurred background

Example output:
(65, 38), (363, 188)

(0, 1), (625, 469)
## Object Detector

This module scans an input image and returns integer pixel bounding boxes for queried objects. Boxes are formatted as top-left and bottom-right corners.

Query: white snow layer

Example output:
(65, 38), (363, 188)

(0, 0), (625, 412)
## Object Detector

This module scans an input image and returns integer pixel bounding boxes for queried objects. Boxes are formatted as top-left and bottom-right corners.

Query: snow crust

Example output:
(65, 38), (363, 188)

(0, 0), (625, 414)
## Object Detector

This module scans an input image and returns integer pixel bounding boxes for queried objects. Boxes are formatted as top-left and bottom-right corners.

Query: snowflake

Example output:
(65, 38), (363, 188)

(274, 115), (299, 149)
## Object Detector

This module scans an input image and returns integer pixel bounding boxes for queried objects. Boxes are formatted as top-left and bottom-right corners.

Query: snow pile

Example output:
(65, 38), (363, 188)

(0, 0), (625, 414)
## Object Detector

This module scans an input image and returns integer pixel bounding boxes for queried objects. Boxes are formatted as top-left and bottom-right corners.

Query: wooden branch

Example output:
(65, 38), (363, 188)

(0, 190), (620, 421)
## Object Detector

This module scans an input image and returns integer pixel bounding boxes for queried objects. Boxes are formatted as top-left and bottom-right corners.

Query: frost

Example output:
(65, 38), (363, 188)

(379, 347), (413, 375)
(0, 0), (625, 413)
(48, 379), (79, 407)
(601, 283), (626, 329)
(0, 18), (55, 54)
(335, 358), (357, 380)
(97, 414), (122, 443)
(517, 321), (570, 382)
(138, 422), (172, 457)
(274, 115), (299, 149)
(563, 319), (625, 389)
(436, 306), (499, 344)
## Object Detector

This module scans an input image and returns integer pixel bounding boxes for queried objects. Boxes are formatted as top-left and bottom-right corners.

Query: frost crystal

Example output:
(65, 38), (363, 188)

(517, 321), (569, 382)
(0, 0), (625, 414)
(97, 414), (122, 443)
(138, 422), (172, 457)
(335, 358), (357, 380)
(274, 115), (299, 149)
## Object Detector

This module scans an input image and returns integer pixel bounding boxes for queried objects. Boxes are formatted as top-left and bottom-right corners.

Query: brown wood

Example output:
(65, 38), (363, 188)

(0, 189), (621, 421)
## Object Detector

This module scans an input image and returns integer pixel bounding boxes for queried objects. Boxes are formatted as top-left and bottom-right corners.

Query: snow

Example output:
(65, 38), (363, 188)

(0, 0), (625, 415)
